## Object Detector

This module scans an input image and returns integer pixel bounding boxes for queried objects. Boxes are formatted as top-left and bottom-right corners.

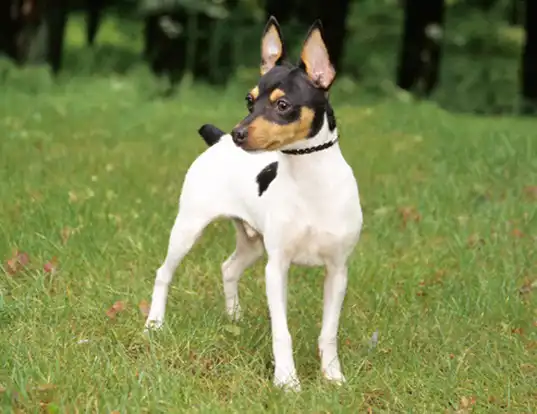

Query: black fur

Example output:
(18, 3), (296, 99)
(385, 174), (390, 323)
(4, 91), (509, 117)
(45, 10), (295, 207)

(234, 18), (337, 148)
(198, 124), (225, 147)
(243, 64), (331, 138)
(256, 162), (278, 196)
(326, 102), (337, 131)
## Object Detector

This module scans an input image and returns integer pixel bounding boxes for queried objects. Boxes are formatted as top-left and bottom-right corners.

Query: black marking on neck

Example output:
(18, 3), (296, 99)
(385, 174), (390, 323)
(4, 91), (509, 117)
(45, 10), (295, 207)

(256, 162), (278, 196)
(310, 105), (325, 137)
(198, 124), (225, 147)
(326, 102), (337, 131)
(307, 101), (336, 137)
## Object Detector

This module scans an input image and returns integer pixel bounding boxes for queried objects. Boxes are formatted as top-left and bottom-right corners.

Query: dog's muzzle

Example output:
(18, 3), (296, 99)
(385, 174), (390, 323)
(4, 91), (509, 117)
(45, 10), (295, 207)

(231, 126), (248, 146)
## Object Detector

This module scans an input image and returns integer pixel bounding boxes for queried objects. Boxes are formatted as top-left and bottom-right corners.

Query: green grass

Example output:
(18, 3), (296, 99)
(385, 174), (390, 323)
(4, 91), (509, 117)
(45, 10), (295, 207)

(1, 10), (537, 414)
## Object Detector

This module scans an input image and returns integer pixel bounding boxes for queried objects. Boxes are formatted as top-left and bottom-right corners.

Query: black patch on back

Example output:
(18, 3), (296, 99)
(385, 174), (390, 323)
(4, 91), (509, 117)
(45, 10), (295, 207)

(256, 162), (278, 196)
(198, 124), (225, 146)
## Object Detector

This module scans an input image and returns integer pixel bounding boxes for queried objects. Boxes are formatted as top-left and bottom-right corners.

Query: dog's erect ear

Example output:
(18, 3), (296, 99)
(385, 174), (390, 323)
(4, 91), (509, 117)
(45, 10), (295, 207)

(261, 16), (286, 76)
(298, 20), (336, 90)
(198, 124), (225, 147)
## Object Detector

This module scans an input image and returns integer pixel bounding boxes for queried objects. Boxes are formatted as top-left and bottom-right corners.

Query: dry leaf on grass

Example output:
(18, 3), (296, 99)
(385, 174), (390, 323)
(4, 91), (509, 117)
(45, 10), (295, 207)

(467, 233), (484, 248)
(523, 186), (537, 200)
(43, 257), (58, 274)
(4, 250), (30, 275)
(363, 388), (386, 410)
(106, 301), (126, 319)
(138, 300), (150, 318)
(518, 279), (537, 296)
(457, 395), (477, 413)
(510, 228), (524, 238)
(526, 341), (537, 350)
(398, 206), (421, 228)
(511, 327), (524, 336)
(520, 363), (535, 373)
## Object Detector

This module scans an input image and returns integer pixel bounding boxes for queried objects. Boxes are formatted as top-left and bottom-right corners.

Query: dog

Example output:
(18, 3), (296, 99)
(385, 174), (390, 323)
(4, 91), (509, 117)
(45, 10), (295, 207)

(145, 16), (363, 391)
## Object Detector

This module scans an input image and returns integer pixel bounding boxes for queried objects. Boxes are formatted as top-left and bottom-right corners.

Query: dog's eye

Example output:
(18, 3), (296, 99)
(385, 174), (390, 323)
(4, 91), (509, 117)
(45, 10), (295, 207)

(275, 99), (290, 112)
(245, 94), (254, 112)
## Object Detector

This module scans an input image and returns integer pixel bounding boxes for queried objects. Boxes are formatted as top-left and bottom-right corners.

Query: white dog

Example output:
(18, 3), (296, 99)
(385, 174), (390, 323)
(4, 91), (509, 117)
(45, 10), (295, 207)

(145, 16), (363, 391)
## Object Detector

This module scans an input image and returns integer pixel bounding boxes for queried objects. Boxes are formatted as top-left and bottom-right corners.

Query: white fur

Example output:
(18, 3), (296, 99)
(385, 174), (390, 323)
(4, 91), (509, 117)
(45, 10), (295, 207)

(145, 116), (363, 391)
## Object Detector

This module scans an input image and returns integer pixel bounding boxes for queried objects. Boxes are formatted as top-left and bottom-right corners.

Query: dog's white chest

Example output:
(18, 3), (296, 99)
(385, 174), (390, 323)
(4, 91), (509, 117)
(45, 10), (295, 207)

(257, 152), (362, 267)
(287, 225), (340, 266)
(268, 186), (362, 267)
(283, 211), (360, 266)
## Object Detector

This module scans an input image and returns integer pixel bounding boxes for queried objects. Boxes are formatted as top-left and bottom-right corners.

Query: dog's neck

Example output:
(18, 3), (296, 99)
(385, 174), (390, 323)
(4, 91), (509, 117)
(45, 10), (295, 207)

(277, 116), (344, 187)
(280, 115), (338, 154)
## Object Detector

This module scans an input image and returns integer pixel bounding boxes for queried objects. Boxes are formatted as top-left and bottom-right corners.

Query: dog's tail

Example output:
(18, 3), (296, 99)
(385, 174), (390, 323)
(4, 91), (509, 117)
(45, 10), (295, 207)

(198, 124), (226, 147)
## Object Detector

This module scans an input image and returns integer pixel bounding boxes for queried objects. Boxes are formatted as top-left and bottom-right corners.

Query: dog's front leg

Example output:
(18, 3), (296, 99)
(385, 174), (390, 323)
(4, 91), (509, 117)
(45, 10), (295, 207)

(265, 256), (300, 391)
(318, 262), (348, 384)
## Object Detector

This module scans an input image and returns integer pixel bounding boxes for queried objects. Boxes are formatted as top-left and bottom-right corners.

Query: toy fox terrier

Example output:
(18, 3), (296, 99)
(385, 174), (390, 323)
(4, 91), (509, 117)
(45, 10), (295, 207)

(145, 16), (363, 391)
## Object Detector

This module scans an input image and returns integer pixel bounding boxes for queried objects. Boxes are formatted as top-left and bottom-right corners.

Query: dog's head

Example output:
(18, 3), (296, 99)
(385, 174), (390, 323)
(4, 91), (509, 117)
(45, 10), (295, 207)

(231, 16), (336, 152)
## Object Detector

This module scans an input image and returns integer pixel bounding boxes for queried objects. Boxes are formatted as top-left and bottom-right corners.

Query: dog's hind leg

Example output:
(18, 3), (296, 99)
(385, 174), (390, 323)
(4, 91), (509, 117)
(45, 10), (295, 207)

(221, 219), (264, 321)
(145, 208), (212, 331)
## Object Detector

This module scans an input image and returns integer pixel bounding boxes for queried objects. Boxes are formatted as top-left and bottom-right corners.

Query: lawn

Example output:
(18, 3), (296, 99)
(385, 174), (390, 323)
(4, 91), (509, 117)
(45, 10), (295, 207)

(2, 13), (537, 414)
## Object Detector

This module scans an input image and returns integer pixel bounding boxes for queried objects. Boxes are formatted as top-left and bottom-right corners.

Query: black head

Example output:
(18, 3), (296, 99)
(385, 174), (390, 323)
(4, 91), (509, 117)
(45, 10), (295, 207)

(231, 17), (337, 152)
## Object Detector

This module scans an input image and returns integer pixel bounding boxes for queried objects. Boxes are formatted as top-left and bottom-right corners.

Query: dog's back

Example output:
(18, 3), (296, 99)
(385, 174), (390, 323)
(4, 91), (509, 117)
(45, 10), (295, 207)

(178, 132), (279, 229)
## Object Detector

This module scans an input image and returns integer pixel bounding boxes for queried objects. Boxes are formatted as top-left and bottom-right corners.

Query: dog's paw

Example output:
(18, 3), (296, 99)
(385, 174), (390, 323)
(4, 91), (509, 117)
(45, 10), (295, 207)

(322, 367), (346, 386)
(144, 318), (163, 334)
(226, 304), (242, 322)
(273, 370), (301, 392)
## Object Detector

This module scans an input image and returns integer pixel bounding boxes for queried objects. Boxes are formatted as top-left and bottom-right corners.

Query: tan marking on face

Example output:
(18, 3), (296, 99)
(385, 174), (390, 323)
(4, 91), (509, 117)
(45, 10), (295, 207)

(269, 88), (285, 102)
(249, 86), (259, 100)
(244, 107), (315, 151)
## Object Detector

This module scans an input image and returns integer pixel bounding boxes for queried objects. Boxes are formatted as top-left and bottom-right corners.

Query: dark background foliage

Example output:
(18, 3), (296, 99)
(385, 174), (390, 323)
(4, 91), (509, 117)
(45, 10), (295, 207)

(0, 0), (535, 114)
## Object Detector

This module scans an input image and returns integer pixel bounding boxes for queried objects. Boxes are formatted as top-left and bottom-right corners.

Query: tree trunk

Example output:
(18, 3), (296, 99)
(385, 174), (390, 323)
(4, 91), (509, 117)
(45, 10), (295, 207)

(396, 0), (445, 96)
(0, 1), (19, 60)
(265, 0), (295, 24)
(46, 0), (68, 74)
(508, 0), (523, 25)
(316, 0), (350, 72)
(13, 0), (68, 73)
(86, 0), (106, 46)
(521, 0), (537, 112)
(265, 0), (349, 72)
(143, 11), (188, 87)
(466, 0), (497, 10)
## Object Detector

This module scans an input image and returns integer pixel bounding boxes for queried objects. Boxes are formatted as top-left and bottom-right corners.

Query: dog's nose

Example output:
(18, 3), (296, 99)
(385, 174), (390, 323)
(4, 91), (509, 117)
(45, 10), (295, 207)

(231, 126), (248, 145)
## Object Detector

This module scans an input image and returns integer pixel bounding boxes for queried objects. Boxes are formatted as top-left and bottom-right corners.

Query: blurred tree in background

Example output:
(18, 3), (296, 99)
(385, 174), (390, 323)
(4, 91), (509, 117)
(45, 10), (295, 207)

(521, 0), (536, 112)
(0, 0), (535, 113)
(396, 0), (445, 97)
